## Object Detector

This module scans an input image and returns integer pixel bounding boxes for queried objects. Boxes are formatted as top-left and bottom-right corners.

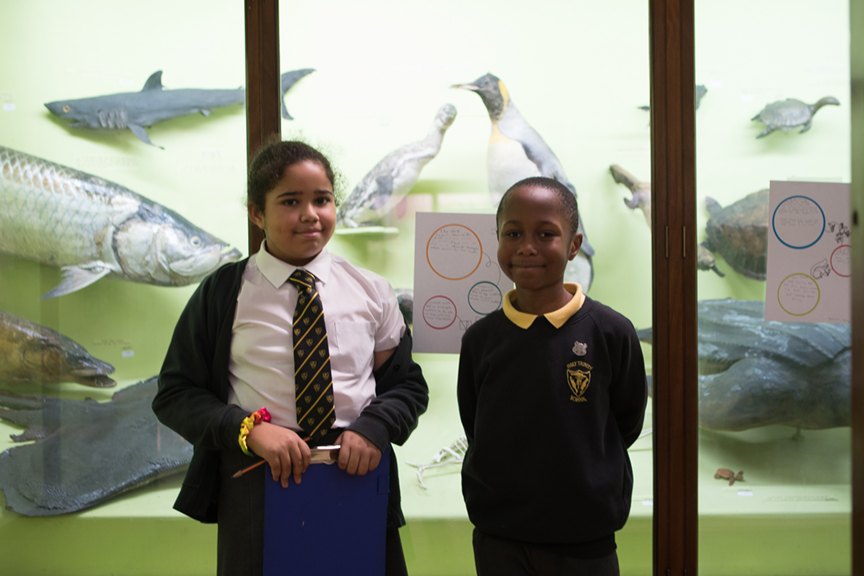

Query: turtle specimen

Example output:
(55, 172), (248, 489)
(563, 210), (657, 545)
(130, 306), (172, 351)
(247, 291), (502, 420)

(752, 96), (840, 138)
(639, 299), (851, 432)
(0, 377), (192, 515)
(714, 468), (744, 486)
(609, 164), (724, 276)
(700, 189), (768, 280)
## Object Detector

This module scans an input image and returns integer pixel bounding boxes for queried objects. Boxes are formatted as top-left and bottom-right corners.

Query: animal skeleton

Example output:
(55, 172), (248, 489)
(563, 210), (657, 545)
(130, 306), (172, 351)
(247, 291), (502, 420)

(405, 436), (468, 490)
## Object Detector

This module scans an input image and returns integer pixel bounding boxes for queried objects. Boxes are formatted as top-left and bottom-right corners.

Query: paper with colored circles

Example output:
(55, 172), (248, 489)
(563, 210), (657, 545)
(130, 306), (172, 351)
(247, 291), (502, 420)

(765, 180), (850, 324)
(413, 212), (513, 353)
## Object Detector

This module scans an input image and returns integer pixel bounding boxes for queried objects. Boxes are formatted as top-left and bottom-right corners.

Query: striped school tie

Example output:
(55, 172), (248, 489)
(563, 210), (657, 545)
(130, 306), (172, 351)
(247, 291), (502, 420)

(288, 269), (335, 438)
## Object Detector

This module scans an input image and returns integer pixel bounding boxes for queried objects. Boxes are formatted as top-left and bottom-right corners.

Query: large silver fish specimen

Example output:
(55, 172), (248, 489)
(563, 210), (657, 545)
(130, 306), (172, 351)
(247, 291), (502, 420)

(0, 145), (242, 299)
(0, 377), (192, 515)
(452, 73), (594, 292)
(639, 299), (850, 431)
(337, 104), (457, 228)
(0, 310), (115, 388)
(45, 68), (315, 147)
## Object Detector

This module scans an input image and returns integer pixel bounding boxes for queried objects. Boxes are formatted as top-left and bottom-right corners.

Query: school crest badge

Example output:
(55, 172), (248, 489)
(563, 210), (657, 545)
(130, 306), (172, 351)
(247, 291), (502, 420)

(566, 360), (592, 403)
(572, 341), (587, 356)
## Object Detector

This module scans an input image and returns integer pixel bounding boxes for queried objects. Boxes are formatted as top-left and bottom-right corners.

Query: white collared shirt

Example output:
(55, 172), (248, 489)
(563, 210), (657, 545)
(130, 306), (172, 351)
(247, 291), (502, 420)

(227, 243), (405, 430)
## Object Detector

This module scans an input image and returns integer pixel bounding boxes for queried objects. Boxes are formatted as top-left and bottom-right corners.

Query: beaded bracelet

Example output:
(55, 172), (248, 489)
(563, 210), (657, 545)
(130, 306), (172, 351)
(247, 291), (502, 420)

(238, 407), (272, 456)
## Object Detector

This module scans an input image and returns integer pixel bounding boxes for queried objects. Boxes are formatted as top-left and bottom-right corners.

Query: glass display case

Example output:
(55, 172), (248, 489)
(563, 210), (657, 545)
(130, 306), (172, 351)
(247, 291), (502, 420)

(277, 1), (654, 574)
(694, 0), (851, 574)
(0, 1), (247, 573)
(0, 0), (854, 574)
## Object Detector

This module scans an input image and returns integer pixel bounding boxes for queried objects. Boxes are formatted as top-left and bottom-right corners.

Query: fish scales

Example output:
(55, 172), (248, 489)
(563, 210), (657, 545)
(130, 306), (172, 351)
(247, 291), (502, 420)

(0, 145), (241, 298)
(0, 310), (115, 387)
(1, 146), (139, 266)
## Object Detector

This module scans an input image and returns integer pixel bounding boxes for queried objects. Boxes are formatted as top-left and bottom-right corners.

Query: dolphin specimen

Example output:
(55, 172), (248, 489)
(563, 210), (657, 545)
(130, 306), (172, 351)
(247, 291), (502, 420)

(0, 145), (242, 299)
(452, 73), (594, 292)
(0, 310), (115, 388)
(45, 68), (315, 147)
(0, 378), (192, 515)
(337, 104), (457, 228)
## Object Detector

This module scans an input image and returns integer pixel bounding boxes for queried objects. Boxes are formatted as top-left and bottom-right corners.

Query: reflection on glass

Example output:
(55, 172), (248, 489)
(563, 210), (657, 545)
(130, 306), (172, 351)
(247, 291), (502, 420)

(0, 1), (246, 573)
(281, 1), (653, 574)
(0, 0), (656, 574)
(695, 0), (851, 574)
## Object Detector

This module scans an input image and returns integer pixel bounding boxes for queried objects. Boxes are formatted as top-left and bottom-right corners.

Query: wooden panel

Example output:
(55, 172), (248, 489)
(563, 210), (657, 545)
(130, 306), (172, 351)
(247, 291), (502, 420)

(245, 0), (281, 255)
(650, 0), (698, 573)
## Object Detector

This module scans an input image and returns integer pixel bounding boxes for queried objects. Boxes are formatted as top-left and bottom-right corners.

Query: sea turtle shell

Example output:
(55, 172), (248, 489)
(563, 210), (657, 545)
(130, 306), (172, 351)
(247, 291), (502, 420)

(751, 96), (839, 138)
(702, 189), (768, 280)
(753, 99), (812, 130)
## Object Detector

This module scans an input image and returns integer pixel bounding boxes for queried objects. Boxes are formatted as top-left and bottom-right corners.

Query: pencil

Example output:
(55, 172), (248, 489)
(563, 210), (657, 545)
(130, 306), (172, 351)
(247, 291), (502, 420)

(232, 436), (312, 479)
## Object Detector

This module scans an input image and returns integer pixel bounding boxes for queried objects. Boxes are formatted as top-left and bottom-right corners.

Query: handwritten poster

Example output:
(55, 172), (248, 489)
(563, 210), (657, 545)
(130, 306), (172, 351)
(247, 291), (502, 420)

(764, 180), (850, 324)
(413, 212), (512, 353)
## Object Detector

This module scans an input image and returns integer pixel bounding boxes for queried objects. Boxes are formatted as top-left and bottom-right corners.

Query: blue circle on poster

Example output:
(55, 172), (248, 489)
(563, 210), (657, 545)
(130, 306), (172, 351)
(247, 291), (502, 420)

(771, 195), (825, 249)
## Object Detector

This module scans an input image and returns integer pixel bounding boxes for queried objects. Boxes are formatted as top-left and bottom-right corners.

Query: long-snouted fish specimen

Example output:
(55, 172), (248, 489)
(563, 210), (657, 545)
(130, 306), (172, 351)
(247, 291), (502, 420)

(337, 104), (457, 228)
(452, 72), (594, 293)
(751, 96), (839, 138)
(609, 164), (724, 277)
(45, 68), (315, 148)
(0, 311), (115, 388)
(0, 145), (242, 299)
(0, 378), (192, 515)
(638, 299), (850, 431)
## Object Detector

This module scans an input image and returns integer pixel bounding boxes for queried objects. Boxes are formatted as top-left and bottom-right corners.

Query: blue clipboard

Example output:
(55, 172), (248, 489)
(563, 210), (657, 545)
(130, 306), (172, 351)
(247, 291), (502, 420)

(263, 448), (390, 576)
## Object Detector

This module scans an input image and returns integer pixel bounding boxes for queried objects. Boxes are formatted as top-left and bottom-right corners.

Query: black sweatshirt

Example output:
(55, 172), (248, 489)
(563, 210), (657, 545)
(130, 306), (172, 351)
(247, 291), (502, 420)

(457, 294), (647, 555)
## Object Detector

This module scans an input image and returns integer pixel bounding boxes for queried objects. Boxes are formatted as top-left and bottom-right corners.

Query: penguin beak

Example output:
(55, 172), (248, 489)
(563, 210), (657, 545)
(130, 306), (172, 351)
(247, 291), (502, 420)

(451, 83), (479, 91)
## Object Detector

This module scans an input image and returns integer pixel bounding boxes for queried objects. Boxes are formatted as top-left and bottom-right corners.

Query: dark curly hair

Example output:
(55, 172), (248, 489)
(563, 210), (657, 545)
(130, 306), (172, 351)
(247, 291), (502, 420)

(247, 139), (338, 213)
(496, 176), (580, 237)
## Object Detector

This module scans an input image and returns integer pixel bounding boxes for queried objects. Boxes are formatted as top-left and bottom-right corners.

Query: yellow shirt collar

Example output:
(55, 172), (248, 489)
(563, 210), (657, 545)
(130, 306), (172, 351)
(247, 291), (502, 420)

(502, 283), (585, 329)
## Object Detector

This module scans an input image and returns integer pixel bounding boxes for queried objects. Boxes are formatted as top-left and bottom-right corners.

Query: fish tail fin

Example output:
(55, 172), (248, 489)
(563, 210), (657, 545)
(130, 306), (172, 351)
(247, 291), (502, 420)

(280, 68), (315, 120)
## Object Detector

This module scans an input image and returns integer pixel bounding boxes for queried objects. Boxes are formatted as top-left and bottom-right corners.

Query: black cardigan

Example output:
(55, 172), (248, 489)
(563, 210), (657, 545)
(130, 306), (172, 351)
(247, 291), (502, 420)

(152, 258), (428, 523)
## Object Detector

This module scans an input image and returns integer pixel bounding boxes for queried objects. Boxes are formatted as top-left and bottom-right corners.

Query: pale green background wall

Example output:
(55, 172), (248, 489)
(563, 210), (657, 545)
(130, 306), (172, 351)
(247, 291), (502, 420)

(0, 0), (852, 574)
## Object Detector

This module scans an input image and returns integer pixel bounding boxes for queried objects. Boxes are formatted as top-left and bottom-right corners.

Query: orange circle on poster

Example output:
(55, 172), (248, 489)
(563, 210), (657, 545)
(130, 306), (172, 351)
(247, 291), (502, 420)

(426, 224), (483, 280)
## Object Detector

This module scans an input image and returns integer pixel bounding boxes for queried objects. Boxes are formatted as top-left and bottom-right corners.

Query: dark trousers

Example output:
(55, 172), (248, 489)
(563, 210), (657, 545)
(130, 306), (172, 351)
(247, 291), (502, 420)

(217, 448), (407, 576)
(472, 529), (620, 576)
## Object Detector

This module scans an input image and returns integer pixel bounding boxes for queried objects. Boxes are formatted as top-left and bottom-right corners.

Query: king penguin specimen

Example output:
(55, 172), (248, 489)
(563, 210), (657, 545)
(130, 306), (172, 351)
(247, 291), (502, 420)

(453, 73), (594, 292)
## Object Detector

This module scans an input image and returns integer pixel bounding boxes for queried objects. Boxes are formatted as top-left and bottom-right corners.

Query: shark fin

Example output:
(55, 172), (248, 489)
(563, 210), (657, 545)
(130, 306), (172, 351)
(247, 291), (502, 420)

(279, 68), (315, 120)
(128, 124), (163, 149)
(200, 109), (211, 116)
(141, 71), (164, 92)
(40, 263), (112, 300)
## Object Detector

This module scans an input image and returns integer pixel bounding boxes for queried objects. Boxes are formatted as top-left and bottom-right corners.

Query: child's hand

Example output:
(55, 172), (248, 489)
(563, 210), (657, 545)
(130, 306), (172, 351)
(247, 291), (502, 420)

(335, 431), (381, 475)
(246, 422), (311, 488)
